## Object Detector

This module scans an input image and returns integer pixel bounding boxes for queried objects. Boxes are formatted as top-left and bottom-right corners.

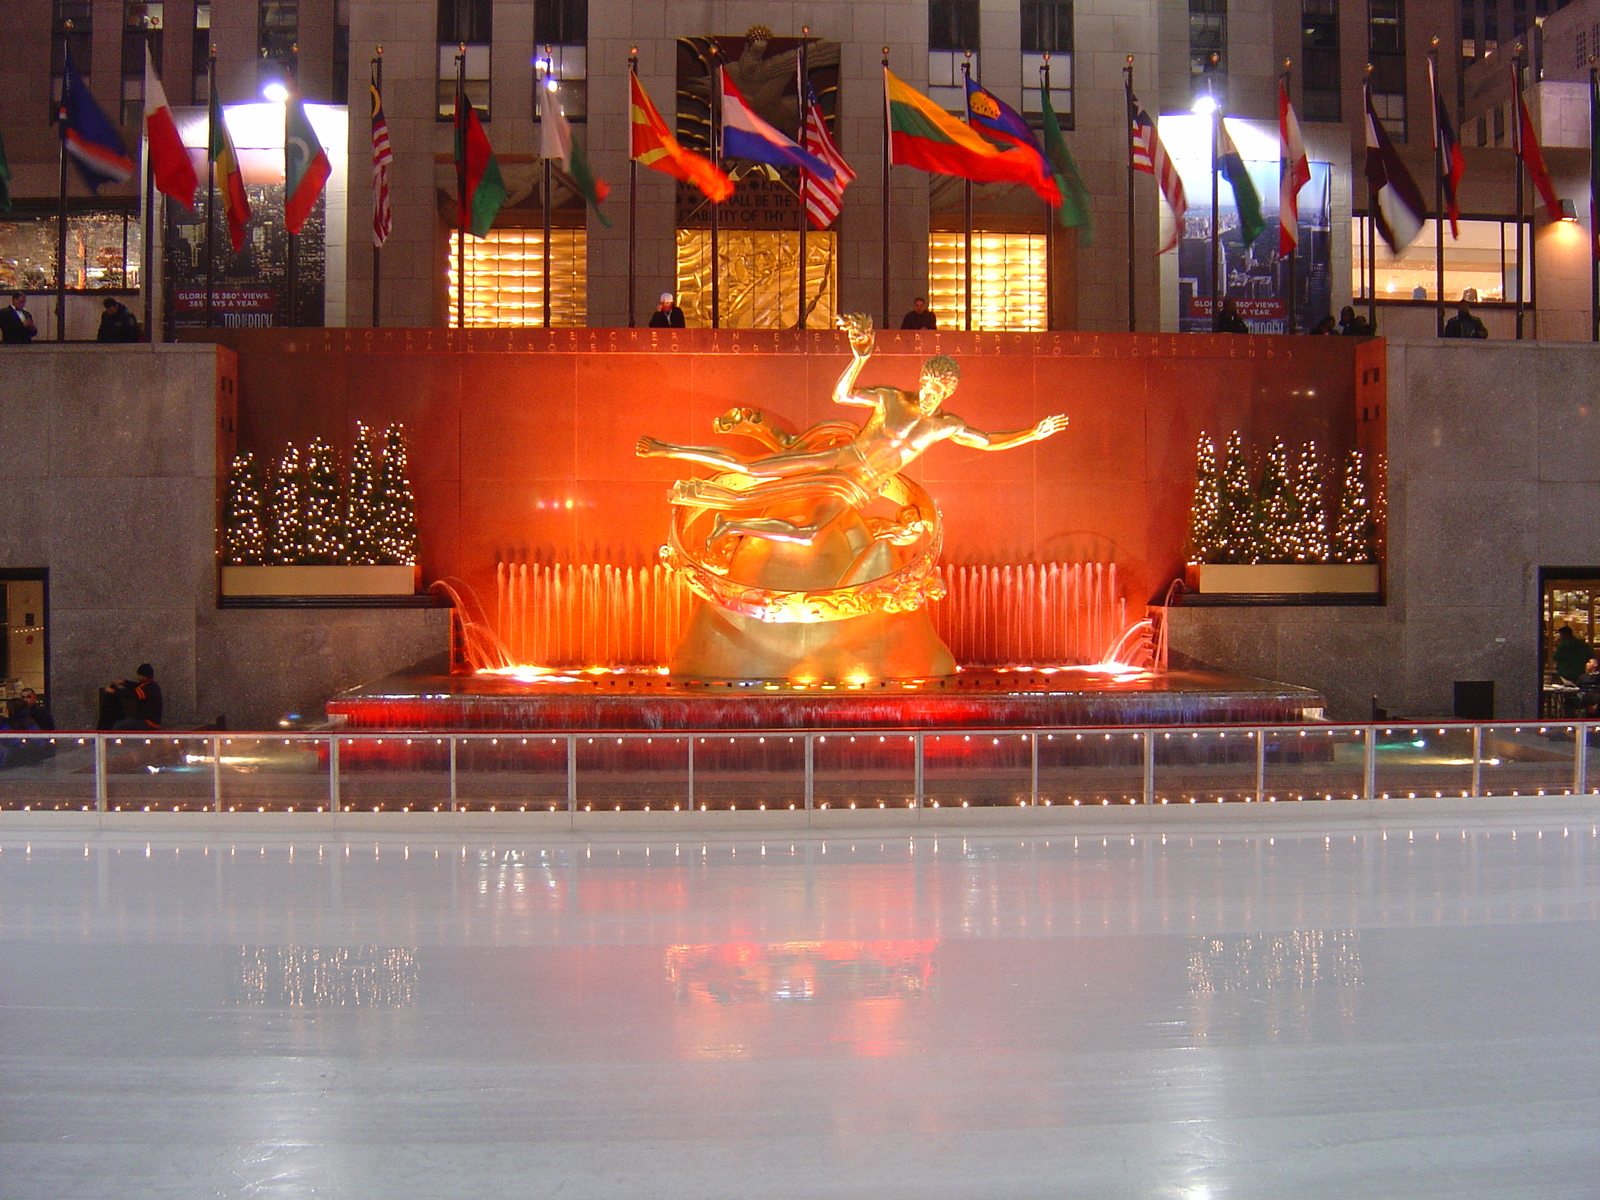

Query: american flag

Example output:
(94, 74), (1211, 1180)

(1130, 98), (1186, 253)
(800, 84), (855, 230)
(370, 81), (393, 247)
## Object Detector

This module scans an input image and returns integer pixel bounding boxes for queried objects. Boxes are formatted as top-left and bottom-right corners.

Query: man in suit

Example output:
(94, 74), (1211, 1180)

(0, 293), (37, 343)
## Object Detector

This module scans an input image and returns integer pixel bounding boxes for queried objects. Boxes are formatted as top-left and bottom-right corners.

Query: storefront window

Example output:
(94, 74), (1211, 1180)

(1353, 216), (1529, 303)
(674, 230), (837, 329)
(1540, 570), (1600, 716)
(0, 206), (141, 292)
(446, 227), (588, 327)
(928, 231), (1047, 331)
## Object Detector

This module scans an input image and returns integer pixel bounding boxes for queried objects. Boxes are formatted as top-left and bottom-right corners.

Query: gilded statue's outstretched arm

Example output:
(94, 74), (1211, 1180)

(949, 413), (1069, 451)
(832, 313), (879, 409)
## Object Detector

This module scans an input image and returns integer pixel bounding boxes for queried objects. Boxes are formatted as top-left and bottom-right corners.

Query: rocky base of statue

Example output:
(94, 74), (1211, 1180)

(670, 599), (956, 680)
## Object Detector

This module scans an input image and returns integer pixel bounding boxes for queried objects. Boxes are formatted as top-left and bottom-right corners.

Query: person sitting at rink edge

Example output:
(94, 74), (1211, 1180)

(1309, 314), (1338, 335)
(900, 297), (937, 330)
(649, 292), (686, 328)
(99, 664), (163, 731)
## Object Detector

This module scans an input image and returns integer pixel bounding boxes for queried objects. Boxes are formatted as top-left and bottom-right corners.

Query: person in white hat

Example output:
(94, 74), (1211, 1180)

(649, 291), (686, 328)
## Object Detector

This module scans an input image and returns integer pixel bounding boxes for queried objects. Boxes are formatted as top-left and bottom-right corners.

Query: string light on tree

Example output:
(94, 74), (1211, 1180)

(267, 446), (306, 565)
(1220, 432), (1258, 563)
(1290, 440), (1327, 562)
(1186, 433), (1222, 564)
(222, 453), (266, 565)
(1257, 437), (1295, 563)
(346, 423), (380, 565)
(302, 437), (346, 564)
(1332, 447), (1374, 563)
(373, 423), (418, 565)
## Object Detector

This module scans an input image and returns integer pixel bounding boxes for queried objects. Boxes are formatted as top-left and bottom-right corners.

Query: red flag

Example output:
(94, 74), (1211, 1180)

(801, 83), (855, 230)
(1430, 57), (1465, 238)
(1515, 72), (1563, 222)
(1278, 80), (1310, 257)
(144, 46), (197, 209)
(371, 81), (393, 247)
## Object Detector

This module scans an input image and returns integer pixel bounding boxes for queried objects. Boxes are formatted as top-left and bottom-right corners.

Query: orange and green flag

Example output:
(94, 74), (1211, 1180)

(629, 71), (733, 202)
(207, 87), (251, 252)
(884, 68), (1051, 190)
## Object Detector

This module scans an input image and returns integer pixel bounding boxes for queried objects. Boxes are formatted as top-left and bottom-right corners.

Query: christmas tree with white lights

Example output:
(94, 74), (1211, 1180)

(344, 424), (380, 565)
(1332, 447), (1374, 562)
(1256, 437), (1295, 563)
(267, 446), (305, 565)
(1186, 433), (1222, 563)
(372, 423), (418, 565)
(1219, 432), (1258, 563)
(222, 453), (266, 565)
(1290, 441), (1327, 562)
(301, 437), (345, 564)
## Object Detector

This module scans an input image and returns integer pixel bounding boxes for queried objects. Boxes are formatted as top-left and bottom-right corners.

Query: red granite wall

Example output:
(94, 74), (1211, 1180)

(200, 327), (1366, 609)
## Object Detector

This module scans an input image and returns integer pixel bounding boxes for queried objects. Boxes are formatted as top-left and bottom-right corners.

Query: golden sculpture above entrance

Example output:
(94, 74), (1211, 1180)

(638, 314), (1068, 679)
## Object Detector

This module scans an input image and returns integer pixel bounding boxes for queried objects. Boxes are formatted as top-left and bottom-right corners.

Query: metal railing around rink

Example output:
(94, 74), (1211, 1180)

(1, 721), (1598, 814)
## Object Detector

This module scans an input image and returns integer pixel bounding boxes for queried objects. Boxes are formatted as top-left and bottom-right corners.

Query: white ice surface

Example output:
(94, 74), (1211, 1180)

(1, 812), (1597, 1199)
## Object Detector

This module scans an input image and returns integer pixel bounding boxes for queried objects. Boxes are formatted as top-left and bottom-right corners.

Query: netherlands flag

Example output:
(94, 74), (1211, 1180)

(719, 70), (834, 181)
(61, 50), (134, 193)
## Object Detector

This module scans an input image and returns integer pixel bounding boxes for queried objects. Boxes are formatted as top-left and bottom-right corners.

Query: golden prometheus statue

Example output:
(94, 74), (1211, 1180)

(639, 314), (1068, 680)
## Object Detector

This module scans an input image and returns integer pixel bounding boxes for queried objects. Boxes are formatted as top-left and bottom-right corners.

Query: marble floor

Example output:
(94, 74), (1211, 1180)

(1, 810), (1597, 1198)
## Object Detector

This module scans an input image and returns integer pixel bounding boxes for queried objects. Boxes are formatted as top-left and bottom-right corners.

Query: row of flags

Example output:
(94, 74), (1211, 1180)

(38, 47), (1582, 272)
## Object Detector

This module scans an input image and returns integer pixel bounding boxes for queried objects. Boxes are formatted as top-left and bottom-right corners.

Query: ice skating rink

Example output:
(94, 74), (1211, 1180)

(2, 808), (1597, 1199)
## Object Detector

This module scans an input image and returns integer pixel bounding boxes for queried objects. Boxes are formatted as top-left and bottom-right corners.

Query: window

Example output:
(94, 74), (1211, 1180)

(1021, 0), (1072, 125)
(1190, 0), (1226, 103)
(1352, 216), (1529, 303)
(535, 0), (586, 47)
(438, 0), (492, 119)
(258, 0), (297, 90)
(1369, 0), (1406, 139)
(122, 3), (163, 124)
(674, 231), (838, 329)
(928, 232), (1048, 332)
(1301, 0), (1340, 122)
(537, 44), (587, 123)
(0, 204), (142, 292)
(332, 0), (349, 106)
(448, 229), (588, 327)
(192, 1), (210, 102)
(929, 0), (979, 111)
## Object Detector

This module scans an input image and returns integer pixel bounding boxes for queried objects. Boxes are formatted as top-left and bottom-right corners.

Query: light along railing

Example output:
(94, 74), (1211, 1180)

(0, 722), (1596, 815)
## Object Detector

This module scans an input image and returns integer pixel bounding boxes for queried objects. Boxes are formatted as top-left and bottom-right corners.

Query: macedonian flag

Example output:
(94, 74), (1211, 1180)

(629, 71), (732, 202)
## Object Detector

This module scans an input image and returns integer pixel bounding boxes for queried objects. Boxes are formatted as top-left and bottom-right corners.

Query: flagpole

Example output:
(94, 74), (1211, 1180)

(628, 48), (638, 328)
(456, 45), (466, 330)
(541, 46), (553, 330)
(1282, 64), (1296, 336)
(1591, 63), (1598, 342)
(710, 51), (722, 329)
(142, 32), (158, 343)
(1514, 55), (1526, 340)
(372, 48), (382, 328)
(797, 30), (808, 330)
(1429, 43), (1445, 337)
(1124, 57), (1135, 333)
(204, 46), (217, 330)
(1043, 56), (1054, 332)
(286, 43), (300, 329)
(962, 54), (973, 333)
(55, 22), (71, 341)
(1208, 58), (1219, 332)
(881, 48), (891, 328)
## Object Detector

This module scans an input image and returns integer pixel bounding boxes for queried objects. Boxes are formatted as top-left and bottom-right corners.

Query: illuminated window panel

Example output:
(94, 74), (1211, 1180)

(928, 231), (1047, 331)
(1352, 216), (1528, 303)
(446, 228), (587, 328)
(675, 230), (837, 329)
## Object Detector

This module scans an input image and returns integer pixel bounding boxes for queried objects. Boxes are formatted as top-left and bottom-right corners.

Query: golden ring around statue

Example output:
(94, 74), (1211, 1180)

(661, 471), (948, 624)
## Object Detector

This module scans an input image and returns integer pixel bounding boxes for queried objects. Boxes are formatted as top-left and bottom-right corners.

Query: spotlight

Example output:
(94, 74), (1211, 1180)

(262, 82), (289, 104)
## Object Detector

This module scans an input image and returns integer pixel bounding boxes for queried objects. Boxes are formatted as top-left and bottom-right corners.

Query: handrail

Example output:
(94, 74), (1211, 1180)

(0, 721), (1593, 815)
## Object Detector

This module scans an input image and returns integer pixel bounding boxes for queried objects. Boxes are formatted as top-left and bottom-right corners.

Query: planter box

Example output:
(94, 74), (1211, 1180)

(220, 564), (420, 597)
(1191, 563), (1380, 594)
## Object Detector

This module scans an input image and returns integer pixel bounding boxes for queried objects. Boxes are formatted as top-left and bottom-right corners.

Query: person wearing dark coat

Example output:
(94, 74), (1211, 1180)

(648, 292), (686, 328)
(101, 663), (163, 731)
(1, 293), (38, 343)
(1213, 299), (1249, 334)
(1553, 626), (1591, 684)
(1442, 303), (1487, 339)
(899, 297), (937, 330)
(97, 298), (141, 342)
